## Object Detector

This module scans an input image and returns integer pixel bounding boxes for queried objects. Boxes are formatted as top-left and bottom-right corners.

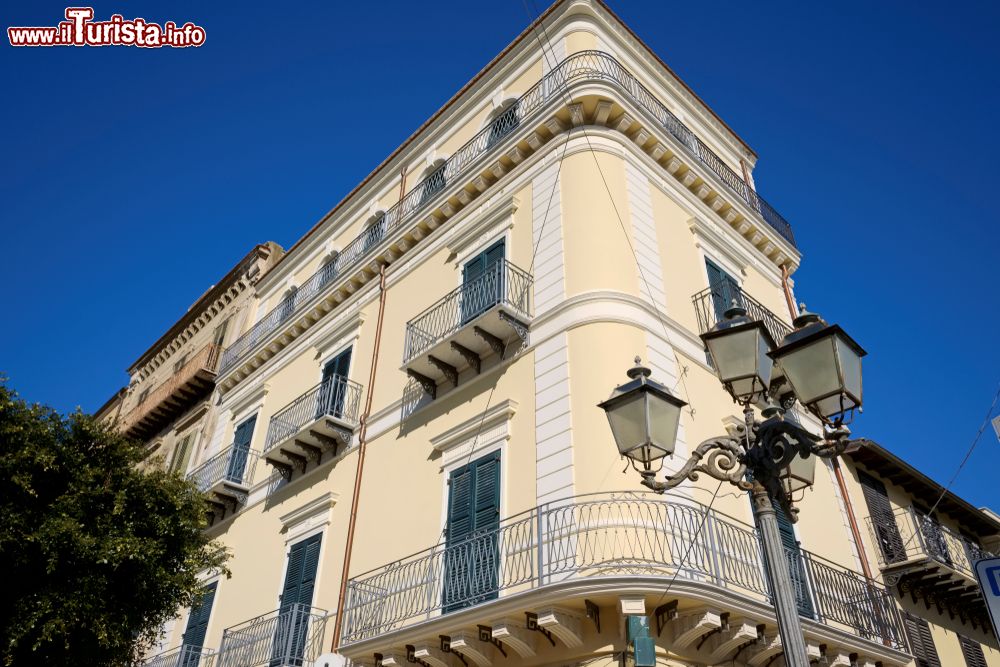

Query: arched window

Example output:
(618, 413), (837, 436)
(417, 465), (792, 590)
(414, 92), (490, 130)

(419, 160), (447, 205)
(486, 100), (520, 148)
(318, 252), (339, 287)
(360, 211), (387, 253)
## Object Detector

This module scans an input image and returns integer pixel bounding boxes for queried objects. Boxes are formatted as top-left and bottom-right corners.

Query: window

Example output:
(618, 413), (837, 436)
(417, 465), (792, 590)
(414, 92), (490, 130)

(212, 319), (230, 347)
(137, 388), (150, 404)
(705, 258), (741, 323)
(486, 101), (519, 148)
(317, 347), (352, 419)
(275, 534), (322, 665)
(360, 214), (387, 253)
(169, 434), (194, 474)
(443, 452), (501, 612)
(748, 488), (814, 618)
(901, 613), (940, 667)
(857, 471), (906, 564)
(279, 291), (296, 323)
(460, 239), (505, 325)
(959, 635), (987, 667)
(419, 163), (447, 205)
(180, 582), (217, 667)
(173, 354), (189, 373)
(225, 415), (256, 485)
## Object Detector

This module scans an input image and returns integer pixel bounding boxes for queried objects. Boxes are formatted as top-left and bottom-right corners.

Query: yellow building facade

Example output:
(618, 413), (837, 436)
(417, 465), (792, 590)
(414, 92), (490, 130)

(130, 2), (999, 667)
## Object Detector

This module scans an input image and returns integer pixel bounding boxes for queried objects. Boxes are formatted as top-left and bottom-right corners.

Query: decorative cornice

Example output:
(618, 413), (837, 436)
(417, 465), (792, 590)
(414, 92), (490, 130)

(431, 399), (518, 454)
(446, 195), (519, 261)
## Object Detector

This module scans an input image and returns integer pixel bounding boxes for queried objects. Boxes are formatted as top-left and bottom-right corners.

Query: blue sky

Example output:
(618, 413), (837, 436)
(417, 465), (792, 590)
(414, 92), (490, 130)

(2, 1), (998, 509)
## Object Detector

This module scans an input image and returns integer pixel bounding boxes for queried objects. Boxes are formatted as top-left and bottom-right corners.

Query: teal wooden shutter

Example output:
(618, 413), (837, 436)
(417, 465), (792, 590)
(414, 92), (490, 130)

(749, 491), (814, 618)
(857, 471), (906, 563)
(705, 259), (740, 322)
(275, 534), (322, 665)
(461, 240), (505, 324)
(443, 452), (501, 612)
(902, 613), (941, 667)
(319, 348), (352, 418)
(181, 581), (217, 665)
(226, 415), (256, 484)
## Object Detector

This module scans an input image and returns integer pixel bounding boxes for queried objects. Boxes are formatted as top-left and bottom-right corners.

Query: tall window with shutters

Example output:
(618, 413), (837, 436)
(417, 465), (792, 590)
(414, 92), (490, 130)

(442, 452), (501, 613)
(748, 489), (815, 618)
(225, 415), (256, 485)
(461, 239), (505, 325)
(901, 613), (941, 667)
(169, 434), (194, 475)
(959, 635), (988, 667)
(180, 581), (217, 667)
(274, 533), (322, 666)
(857, 471), (906, 564)
(705, 258), (741, 323)
(317, 348), (352, 419)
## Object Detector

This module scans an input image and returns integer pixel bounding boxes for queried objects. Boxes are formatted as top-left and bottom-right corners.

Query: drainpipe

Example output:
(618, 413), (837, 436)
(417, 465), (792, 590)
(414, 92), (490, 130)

(331, 263), (388, 651)
(780, 266), (873, 580)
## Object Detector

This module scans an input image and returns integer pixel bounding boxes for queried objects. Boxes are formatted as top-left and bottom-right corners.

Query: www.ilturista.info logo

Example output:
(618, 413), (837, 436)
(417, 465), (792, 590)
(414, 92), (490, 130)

(8, 8), (206, 48)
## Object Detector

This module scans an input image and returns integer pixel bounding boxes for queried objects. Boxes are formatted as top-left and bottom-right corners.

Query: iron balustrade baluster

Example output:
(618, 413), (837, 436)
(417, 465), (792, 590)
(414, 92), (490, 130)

(864, 508), (995, 578)
(339, 492), (904, 649)
(263, 375), (363, 453)
(142, 646), (217, 667)
(187, 444), (260, 493)
(218, 51), (797, 375)
(402, 260), (532, 364)
(216, 604), (328, 667)
(691, 282), (793, 345)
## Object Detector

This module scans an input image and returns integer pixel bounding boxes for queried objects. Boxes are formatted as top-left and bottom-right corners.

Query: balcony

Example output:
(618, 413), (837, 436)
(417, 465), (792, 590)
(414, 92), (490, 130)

(867, 507), (995, 623)
(142, 646), (216, 667)
(692, 283), (792, 345)
(218, 51), (798, 391)
(263, 375), (363, 480)
(120, 343), (221, 441)
(403, 260), (532, 399)
(340, 492), (907, 665)
(187, 444), (260, 516)
(215, 604), (328, 667)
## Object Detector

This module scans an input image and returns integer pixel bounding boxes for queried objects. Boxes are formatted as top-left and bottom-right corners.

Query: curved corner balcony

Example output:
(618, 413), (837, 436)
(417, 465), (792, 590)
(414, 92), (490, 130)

(216, 50), (797, 390)
(340, 492), (909, 666)
(263, 375), (363, 480)
(403, 260), (532, 400)
(187, 444), (259, 516)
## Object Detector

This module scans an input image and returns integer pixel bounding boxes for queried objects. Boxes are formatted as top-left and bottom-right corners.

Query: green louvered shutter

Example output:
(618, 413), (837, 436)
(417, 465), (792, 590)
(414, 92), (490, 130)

(461, 240), (505, 324)
(857, 471), (906, 564)
(180, 582), (217, 667)
(959, 635), (988, 667)
(443, 452), (501, 612)
(226, 415), (256, 484)
(274, 534), (322, 666)
(705, 259), (740, 322)
(902, 613), (941, 667)
(749, 491), (814, 618)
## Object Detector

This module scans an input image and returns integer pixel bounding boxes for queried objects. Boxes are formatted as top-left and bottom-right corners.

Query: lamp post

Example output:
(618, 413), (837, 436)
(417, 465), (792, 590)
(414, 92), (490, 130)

(598, 304), (867, 667)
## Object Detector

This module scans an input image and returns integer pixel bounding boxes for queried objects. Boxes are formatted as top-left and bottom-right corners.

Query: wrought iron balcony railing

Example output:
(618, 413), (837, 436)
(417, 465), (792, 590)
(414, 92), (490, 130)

(142, 645), (216, 667)
(341, 492), (905, 649)
(265, 375), (363, 453)
(692, 282), (792, 345)
(403, 259), (532, 364)
(219, 50), (796, 376)
(216, 604), (328, 667)
(866, 507), (994, 579)
(120, 342), (222, 440)
(187, 443), (260, 497)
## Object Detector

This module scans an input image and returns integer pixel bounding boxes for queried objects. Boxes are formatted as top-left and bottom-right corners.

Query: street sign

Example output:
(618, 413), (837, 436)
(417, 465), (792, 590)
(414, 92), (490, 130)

(974, 557), (1000, 639)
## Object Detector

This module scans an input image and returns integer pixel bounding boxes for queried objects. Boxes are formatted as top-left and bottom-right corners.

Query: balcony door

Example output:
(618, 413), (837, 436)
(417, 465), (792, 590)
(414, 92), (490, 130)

(915, 504), (953, 566)
(225, 416), (256, 485)
(461, 240), (505, 325)
(443, 452), (501, 613)
(858, 471), (906, 564)
(317, 348), (351, 420)
(180, 581), (217, 667)
(749, 491), (814, 618)
(273, 533), (322, 667)
(705, 259), (741, 322)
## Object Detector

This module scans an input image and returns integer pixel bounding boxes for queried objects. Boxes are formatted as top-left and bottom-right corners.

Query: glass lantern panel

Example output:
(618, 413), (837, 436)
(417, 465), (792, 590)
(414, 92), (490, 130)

(646, 393), (681, 458)
(779, 337), (840, 406)
(706, 328), (759, 383)
(783, 451), (816, 494)
(836, 335), (863, 401)
(606, 392), (649, 459)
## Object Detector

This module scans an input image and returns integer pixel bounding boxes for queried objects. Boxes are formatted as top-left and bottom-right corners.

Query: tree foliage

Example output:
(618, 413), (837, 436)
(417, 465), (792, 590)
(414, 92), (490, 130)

(0, 380), (229, 666)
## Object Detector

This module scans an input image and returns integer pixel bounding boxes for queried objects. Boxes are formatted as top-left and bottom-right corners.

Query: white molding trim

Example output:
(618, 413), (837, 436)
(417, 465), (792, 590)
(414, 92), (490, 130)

(229, 381), (270, 426)
(280, 491), (339, 543)
(432, 400), (517, 469)
(312, 309), (366, 358)
(447, 195), (519, 262)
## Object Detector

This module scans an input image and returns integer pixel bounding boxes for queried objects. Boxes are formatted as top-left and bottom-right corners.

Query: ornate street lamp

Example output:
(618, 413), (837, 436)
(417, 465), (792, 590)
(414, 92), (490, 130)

(598, 305), (866, 667)
(597, 358), (687, 475)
